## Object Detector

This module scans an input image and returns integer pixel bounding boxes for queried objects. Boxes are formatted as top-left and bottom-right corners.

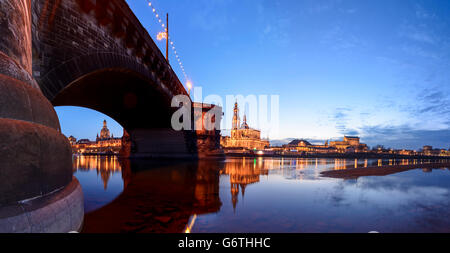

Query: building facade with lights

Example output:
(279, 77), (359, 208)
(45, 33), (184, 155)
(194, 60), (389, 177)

(69, 120), (122, 154)
(328, 136), (368, 152)
(283, 139), (336, 153)
(221, 102), (270, 151)
(282, 136), (368, 154)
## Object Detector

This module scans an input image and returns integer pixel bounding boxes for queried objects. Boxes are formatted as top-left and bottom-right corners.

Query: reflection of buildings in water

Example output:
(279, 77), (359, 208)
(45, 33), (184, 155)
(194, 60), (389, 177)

(74, 155), (122, 190)
(422, 168), (432, 173)
(334, 159), (371, 170)
(265, 158), (444, 179)
(222, 158), (269, 210)
(240, 158), (445, 180)
(280, 159), (314, 180)
(333, 158), (436, 170)
(334, 159), (347, 171)
(252, 158), (333, 180)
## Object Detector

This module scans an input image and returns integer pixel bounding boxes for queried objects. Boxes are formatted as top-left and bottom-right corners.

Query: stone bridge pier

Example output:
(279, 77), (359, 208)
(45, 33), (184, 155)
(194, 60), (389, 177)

(0, 0), (83, 233)
(120, 103), (224, 159)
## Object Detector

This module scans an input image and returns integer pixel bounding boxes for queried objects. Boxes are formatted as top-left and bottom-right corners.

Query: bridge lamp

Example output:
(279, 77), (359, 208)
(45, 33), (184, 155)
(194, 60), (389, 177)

(157, 32), (167, 41)
(187, 81), (192, 96)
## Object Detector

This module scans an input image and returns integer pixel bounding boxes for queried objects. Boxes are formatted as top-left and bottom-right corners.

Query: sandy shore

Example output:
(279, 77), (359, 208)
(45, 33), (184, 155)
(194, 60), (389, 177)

(320, 162), (450, 179)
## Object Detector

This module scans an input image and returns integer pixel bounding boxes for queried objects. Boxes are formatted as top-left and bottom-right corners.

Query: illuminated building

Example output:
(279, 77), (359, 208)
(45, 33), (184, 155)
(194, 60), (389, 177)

(398, 149), (416, 156)
(328, 136), (368, 153)
(70, 120), (122, 154)
(221, 102), (270, 150)
(422, 145), (450, 156)
(281, 136), (368, 154)
(98, 119), (111, 140)
(284, 139), (336, 153)
(68, 135), (77, 146)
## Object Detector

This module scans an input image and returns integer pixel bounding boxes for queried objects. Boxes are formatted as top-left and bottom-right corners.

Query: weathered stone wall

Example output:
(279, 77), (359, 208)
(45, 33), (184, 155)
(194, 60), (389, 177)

(0, 0), (83, 233)
(194, 103), (224, 158)
(0, 178), (84, 233)
(119, 103), (224, 159)
(0, 0), (33, 74)
(0, 0), (72, 206)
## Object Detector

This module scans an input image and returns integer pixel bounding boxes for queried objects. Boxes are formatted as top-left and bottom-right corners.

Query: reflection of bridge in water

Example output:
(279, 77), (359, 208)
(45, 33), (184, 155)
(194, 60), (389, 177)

(82, 159), (223, 233)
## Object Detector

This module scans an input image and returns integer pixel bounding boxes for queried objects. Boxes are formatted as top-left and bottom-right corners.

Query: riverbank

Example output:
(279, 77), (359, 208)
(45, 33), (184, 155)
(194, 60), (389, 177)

(320, 162), (450, 179)
(75, 153), (119, 156)
(224, 152), (450, 160)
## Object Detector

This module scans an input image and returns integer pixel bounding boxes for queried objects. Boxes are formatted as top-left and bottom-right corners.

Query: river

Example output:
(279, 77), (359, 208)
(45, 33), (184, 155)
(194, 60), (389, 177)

(73, 155), (450, 233)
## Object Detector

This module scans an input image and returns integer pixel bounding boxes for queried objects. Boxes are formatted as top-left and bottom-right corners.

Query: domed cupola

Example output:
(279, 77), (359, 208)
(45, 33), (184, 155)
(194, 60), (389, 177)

(99, 120), (111, 139)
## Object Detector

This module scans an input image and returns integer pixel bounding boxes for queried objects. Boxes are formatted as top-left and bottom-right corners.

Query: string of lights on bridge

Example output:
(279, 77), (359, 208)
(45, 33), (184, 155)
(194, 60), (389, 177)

(144, 0), (192, 91)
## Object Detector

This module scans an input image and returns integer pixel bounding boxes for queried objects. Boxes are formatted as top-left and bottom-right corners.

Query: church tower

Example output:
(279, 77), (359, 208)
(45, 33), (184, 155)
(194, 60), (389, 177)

(232, 102), (240, 130)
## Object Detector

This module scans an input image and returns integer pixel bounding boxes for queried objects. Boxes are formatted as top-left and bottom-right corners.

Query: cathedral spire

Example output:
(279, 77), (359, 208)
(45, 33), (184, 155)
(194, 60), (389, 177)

(241, 114), (249, 129)
(232, 101), (240, 130)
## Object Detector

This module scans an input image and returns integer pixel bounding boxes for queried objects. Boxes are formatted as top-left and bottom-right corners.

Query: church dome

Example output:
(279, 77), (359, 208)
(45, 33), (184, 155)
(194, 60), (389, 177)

(288, 139), (312, 147)
(99, 120), (111, 139)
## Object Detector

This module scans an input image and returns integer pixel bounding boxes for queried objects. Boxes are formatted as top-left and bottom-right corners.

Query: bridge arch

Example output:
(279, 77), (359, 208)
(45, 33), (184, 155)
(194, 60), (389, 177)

(30, 0), (203, 158)
(48, 53), (174, 130)
(39, 52), (180, 104)
(51, 64), (197, 158)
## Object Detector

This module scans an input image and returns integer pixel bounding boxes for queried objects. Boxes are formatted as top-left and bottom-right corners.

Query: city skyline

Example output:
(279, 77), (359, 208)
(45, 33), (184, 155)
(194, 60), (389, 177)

(56, 0), (450, 150)
(60, 110), (448, 152)
(1, 0), (450, 236)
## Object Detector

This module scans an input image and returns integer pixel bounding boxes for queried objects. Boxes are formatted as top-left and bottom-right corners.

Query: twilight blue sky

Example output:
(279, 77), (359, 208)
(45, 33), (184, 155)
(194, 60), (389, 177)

(56, 0), (450, 150)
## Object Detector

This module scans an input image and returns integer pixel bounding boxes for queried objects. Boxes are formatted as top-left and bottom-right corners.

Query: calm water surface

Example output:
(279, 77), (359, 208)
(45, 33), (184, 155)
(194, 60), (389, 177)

(73, 155), (450, 233)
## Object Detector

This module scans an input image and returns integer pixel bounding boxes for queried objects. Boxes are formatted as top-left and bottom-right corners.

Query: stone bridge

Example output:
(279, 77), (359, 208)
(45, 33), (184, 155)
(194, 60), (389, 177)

(0, 0), (222, 233)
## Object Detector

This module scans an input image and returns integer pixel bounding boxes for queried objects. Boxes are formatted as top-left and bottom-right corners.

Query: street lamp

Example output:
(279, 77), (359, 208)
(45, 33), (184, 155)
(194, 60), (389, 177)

(186, 81), (192, 96)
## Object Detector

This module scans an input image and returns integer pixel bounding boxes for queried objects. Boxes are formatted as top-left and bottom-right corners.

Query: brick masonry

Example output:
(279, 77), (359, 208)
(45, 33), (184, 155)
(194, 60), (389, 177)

(32, 0), (187, 103)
